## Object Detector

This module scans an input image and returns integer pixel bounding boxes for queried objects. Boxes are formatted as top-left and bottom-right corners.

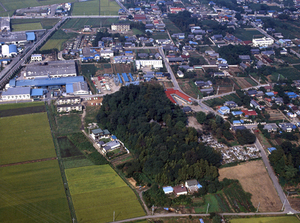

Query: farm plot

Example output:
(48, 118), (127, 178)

(0, 160), (71, 223)
(267, 109), (287, 121)
(12, 22), (42, 31)
(0, 101), (44, 110)
(163, 19), (182, 33)
(276, 67), (300, 80)
(72, 0), (120, 16)
(65, 165), (145, 222)
(112, 63), (132, 74)
(219, 160), (282, 212)
(40, 29), (77, 51)
(230, 216), (300, 223)
(204, 93), (240, 107)
(61, 18), (119, 30)
(11, 18), (59, 31)
(56, 114), (82, 135)
(0, 105), (45, 117)
(232, 77), (252, 89)
(0, 112), (56, 165)
(234, 28), (262, 41)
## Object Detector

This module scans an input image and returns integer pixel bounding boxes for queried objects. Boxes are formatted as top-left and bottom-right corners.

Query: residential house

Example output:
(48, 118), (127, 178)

(232, 125), (247, 131)
(224, 101), (237, 108)
(173, 185), (188, 196)
(185, 179), (201, 193)
(263, 123), (278, 132)
(247, 89), (257, 97)
(239, 55), (251, 63)
(218, 106), (230, 115)
(242, 109), (257, 117)
(278, 123), (295, 132)
(250, 99), (261, 110)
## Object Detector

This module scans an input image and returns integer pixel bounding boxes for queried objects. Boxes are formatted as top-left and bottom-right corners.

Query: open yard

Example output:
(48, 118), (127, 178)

(230, 216), (300, 223)
(219, 160), (281, 212)
(0, 160), (71, 223)
(56, 114), (82, 135)
(0, 112), (56, 165)
(72, 0), (120, 16)
(65, 165), (145, 222)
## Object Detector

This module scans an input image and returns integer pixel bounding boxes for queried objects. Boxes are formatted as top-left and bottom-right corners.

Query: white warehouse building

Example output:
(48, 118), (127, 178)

(135, 60), (163, 70)
(1, 87), (31, 101)
(252, 37), (274, 47)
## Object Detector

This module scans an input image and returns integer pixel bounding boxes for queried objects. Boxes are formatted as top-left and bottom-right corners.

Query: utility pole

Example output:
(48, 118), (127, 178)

(256, 202), (260, 212)
(232, 83), (235, 92)
(152, 205), (154, 215)
(281, 199), (286, 211)
(206, 203), (210, 214)
(113, 211), (115, 221)
(216, 86), (220, 95)
(277, 73), (280, 82)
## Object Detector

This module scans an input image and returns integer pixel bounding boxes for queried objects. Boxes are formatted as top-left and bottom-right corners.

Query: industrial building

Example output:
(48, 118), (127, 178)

(111, 23), (130, 32)
(252, 37), (274, 47)
(135, 60), (163, 69)
(24, 60), (77, 79)
(31, 54), (42, 62)
(66, 82), (89, 95)
(1, 86), (31, 101)
(1, 44), (17, 57)
(0, 31), (35, 44)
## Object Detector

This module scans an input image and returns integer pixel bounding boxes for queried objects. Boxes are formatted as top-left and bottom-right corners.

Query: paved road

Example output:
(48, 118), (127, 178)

(0, 17), (67, 88)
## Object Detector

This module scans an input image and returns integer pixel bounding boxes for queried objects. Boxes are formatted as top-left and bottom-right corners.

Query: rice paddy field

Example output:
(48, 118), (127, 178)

(0, 112), (56, 165)
(72, 0), (120, 16)
(61, 18), (119, 30)
(0, 160), (71, 223)
(0, 0), (70, 16)
(11, 18), (59, 31)
(230, 216), (300, 223)
(65, 165), (145, 222)
(40, 29), (77, 51)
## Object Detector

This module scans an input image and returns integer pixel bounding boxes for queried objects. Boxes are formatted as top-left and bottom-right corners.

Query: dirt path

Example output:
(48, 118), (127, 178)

(0, 157), (57, 167)
(80, 102), (86, 130)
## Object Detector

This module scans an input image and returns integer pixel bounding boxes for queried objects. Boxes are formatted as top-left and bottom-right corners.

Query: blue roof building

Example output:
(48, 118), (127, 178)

(232, 111), (243, 116)
(163, 186), (173, 194)
(26, 32), (35, 41)
(268, 147), (277, 153)
(66, 83), (74, 93)
(218, 106), (230, 115)
(233, 120), (241, 125)
(9, 76), (84, 87)
(30, 88), (44, 97)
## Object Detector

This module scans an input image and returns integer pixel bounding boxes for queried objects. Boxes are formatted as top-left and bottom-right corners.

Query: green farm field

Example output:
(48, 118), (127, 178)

(0, 160), (71, 223)
(234, 28), (262, 41)
(61, 18), (119, 29)
(0, 0), (70, 16)
(72, 0), (120, 16)
(40, 29), (76, 51)
(230, 216), (300, 223)
(11, 18), (59, 31)
(0, 101), (44, 110)
(65, 165), (145, 222)
(0, 112), (56, 165)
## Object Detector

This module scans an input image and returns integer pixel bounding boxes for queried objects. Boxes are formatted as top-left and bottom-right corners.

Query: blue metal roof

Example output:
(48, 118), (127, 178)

(26, 32), (35, 41)
(111, 135), (117, 140)
(129, 73), (134, 81)
(163, 186), (173, 193)
(9, 44), (17, 53)
(122, 73), (129, 82)
(233, 120), (241, 124)
(66, 83), (74, 93)
(10, 76), (84, 87)
(268, 147), (276, 153)
(30, 88), (44, 96)
(117, 73), (123, 84)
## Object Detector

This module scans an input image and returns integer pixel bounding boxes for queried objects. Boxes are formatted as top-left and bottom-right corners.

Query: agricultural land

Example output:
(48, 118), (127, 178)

(219, 160), (282, 212)
(230, 216), (300, 223)
(61, 18), (119, 30)
(11, 18), (59, 31)
(72, 0), (120, 16)
(0, 102), (71, 222)
(65, 165), (145, 222)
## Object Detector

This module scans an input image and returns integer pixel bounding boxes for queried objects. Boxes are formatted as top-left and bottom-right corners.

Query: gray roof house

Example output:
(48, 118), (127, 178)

(263, 123), (278, 132)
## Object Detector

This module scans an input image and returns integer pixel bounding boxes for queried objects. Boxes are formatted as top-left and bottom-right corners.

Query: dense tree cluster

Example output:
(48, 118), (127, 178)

(269, 141), (300, 185)
(218, 45), (252, 65)
(97, 84), (221, 185)
(168, 11), (198, 33)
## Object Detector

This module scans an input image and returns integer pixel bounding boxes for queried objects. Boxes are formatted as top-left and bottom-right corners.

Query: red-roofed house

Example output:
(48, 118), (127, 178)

(165, 88), (192, 104)
(134, 15), (147, 21)
(242, 110), (257, 117)
(173, 185), (188, 196)
(169, 7), (185, 13)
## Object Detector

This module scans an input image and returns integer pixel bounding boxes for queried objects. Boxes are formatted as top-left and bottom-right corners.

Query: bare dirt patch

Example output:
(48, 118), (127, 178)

(187, 116), (202, 131)
(288, 197), (300, 211)
(267, 109), (287, 121)
(219, 160), (281, 212)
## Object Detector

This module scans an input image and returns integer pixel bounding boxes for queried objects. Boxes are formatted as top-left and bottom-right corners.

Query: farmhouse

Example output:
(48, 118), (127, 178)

(263, 123), (278, 132)
(173, 185), (188, 196)
(185, 179), (201, 193)
(278, 123), (295, 132)
(1, 87), (31, 101)
(102, 141), (121, 153)
(91, 128), (111, 140)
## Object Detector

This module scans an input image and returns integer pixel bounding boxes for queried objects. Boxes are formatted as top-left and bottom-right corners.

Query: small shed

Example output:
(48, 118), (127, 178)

(163, 186), (173, 194)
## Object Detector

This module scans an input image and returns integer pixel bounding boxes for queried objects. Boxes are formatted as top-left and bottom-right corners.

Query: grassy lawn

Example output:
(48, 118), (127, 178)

(65, 165), (145, 222)
(132, 28), (144, 35)
(194, 194), (222, 213)
(152, 32), (169, 40)
(0, 101), (44, 110)
(0, 113), (56, 165)
(230, 216), (300, 223)
(72, 0), (119, 16)
(0, 160), (71, 223)
(56, 114), (82, 135)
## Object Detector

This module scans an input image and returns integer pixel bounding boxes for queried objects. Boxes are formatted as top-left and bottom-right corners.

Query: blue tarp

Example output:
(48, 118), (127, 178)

(268, 147), (276, 153)
(66, 83), (74, 93)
